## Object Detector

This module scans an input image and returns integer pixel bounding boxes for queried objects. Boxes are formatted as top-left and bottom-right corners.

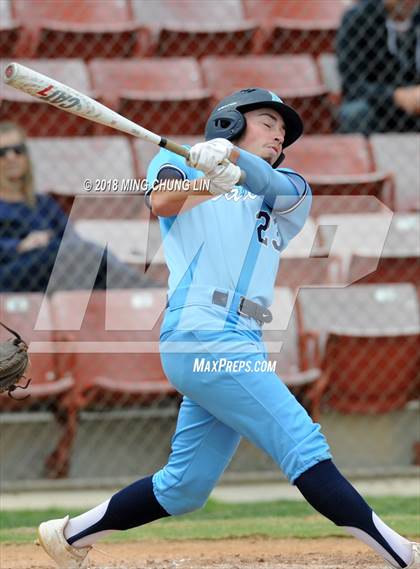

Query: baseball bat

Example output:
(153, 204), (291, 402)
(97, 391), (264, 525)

(3, 62), (245, 183)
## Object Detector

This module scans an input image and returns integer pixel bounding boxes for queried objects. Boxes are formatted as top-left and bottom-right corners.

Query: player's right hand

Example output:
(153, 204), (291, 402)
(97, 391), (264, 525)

(207, 162), (241, 195)
(187, 138), (234, 174)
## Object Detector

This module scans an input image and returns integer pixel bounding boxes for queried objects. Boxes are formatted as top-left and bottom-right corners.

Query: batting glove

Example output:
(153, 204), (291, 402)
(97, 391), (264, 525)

(187, 138), (234, 174)
(207, 162), (242, 195)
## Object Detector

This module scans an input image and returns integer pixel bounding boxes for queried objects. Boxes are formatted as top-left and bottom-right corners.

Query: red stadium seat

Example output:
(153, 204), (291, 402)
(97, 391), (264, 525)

(283, 135), (395, 213)
(298, 283), (420, 413)
(349, 255), (420, 287)
(0, 59), (94, 137)
(370, 134), (420, 212)
(317, 213), (419, 286)
(284, 134), (373, 175)
(298, 283), (420, 351)
(49, 288), (173, 476)
(0, 293), (73, 406)
(322, 332), (419, 414)
(201, 55), (335, 133)
(0, 293), (74, 477)
(243, 0), (352, 57)
(132, 0), (257, 58)
(27, 136), (142, 218)
(264, 287), (324, 420)
(11, 0), (145, 59)
(0, 0), (22, 58)
(89, 58), (211, 136)
(74, 219), (168, 286)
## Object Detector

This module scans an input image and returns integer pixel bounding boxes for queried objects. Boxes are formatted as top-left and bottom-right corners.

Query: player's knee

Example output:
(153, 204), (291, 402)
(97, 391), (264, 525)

(172, 492), (209, 515)
(169, 479), (212, 515)
(155, 475), (213, 515)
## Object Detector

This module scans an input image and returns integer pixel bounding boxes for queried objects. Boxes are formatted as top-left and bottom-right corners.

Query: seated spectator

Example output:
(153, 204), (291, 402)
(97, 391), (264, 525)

(337, 0), (420, 134)
(0, 122), (143, 293)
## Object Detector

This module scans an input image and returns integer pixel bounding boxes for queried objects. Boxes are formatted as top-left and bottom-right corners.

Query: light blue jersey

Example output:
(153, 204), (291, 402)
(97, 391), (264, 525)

(146, 146), (331, 495)
(146, 147), (311, 308)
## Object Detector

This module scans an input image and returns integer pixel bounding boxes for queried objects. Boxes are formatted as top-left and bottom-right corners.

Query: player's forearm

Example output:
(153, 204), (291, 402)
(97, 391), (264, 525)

(236, 148), (303, 210)
(150, 178), (213, 217)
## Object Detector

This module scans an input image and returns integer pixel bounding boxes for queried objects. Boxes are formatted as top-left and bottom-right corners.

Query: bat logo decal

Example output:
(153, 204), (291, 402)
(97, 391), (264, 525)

(36, 85), (80, 109)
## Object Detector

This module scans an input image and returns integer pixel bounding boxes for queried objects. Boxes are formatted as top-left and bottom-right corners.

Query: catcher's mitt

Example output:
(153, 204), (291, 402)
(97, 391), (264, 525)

(0, 321), (31, 399)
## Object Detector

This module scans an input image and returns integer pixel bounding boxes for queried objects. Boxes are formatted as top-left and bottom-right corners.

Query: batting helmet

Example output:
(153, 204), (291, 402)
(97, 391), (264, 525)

(205, 88), (303, 168)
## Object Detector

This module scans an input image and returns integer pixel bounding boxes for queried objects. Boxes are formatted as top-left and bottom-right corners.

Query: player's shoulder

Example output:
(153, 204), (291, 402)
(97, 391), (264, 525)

(273, 167), (312, 209)
(147, 144), (202, 182)
(275, 167), (310, 189)
(148, 146), (189, 171)
(275, 166), (298, 175)
(147, 146), (196, 182)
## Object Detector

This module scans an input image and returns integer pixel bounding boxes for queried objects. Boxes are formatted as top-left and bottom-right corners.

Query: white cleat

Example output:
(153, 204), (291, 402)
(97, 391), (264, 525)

(37, 515), (91, 568)
(408, 543), (420, 568)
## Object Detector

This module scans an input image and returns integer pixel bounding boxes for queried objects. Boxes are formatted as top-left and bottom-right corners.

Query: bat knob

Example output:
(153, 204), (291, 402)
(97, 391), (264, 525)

(4, 63), (17, 82)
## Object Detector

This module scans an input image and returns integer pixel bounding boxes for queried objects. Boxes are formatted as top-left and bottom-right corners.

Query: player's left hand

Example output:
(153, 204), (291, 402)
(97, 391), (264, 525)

(187, 138), (234, 174)
(207, 162), (241, 195)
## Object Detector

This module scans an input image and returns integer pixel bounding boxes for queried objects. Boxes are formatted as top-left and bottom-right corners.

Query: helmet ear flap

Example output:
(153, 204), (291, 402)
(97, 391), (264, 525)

(205, 109), (246, 141)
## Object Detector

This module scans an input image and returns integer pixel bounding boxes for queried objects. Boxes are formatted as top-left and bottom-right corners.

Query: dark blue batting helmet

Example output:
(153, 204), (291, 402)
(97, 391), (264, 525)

(205, 88), (303, 168)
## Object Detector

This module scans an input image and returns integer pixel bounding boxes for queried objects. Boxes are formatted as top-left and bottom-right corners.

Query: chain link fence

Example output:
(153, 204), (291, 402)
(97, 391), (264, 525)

(0, 0), (419, 484)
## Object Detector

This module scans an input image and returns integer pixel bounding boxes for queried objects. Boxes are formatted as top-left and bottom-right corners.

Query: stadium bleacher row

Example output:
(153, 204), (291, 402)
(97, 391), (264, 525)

(18, 128), (420, 290)
(21, 131), (419, 215)
(1, 283), (418, 476)
(1, 55), (335, 136)
(1, 0), (352, 59)
(14, 131), (417, 211)
(10, 128), (420, 291)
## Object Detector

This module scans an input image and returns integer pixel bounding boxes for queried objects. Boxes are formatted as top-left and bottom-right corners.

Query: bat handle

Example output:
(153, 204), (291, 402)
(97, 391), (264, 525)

(160, 138), (246, 185)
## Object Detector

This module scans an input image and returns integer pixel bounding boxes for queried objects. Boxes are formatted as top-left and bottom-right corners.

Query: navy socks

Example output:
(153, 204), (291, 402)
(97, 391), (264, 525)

(66, 476), (169, 547)
(295, 460), (412, 568)
(64, 461), (413, 569)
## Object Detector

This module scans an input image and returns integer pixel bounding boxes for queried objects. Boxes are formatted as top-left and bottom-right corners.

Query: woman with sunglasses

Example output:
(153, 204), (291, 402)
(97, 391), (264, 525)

(0, 121), (142, 293)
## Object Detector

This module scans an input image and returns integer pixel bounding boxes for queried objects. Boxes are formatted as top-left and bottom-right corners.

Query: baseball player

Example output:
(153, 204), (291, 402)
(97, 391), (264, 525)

(37, 88), (419, 569)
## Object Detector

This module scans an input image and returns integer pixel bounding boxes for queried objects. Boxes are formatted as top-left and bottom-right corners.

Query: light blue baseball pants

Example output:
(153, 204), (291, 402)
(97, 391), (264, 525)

(152, 306), (331, 515)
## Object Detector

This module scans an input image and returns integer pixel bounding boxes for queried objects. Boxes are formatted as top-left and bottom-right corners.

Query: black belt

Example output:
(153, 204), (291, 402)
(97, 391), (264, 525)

(212, 290), (273, 325)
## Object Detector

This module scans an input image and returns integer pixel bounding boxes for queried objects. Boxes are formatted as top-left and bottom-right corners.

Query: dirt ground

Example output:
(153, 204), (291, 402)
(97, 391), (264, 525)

(1, 537), (387, 569)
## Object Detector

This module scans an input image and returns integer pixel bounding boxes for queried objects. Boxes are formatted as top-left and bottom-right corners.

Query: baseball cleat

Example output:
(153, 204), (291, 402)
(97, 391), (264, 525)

(408, 542), (420, 568)
(37, 515), (91, 568)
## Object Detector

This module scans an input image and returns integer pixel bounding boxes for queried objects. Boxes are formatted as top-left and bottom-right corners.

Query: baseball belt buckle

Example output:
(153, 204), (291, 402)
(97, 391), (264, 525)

(237, 296), (247, 318)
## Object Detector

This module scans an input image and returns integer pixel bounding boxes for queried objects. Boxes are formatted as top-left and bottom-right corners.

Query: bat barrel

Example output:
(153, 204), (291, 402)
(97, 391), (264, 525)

(2, 62), (162, 145)
(3, 62), (245, 183)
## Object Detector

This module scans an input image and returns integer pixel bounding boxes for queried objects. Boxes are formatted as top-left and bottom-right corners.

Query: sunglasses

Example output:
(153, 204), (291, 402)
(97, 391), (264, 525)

(0, 143), (27, 158)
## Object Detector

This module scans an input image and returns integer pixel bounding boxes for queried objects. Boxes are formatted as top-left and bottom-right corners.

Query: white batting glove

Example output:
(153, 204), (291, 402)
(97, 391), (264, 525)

(187, 138), (234, 174)
(206, 162), (241, 195)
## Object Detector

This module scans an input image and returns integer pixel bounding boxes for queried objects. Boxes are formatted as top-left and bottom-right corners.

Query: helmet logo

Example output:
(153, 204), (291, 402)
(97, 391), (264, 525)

(269, 91), (283, 103)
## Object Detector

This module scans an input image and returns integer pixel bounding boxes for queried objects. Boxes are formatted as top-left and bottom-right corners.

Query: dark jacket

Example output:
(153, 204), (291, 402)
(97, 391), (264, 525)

(0, 194), (143, 293)
(0, 194), (69, 262)
(337, 0), (420, 110)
